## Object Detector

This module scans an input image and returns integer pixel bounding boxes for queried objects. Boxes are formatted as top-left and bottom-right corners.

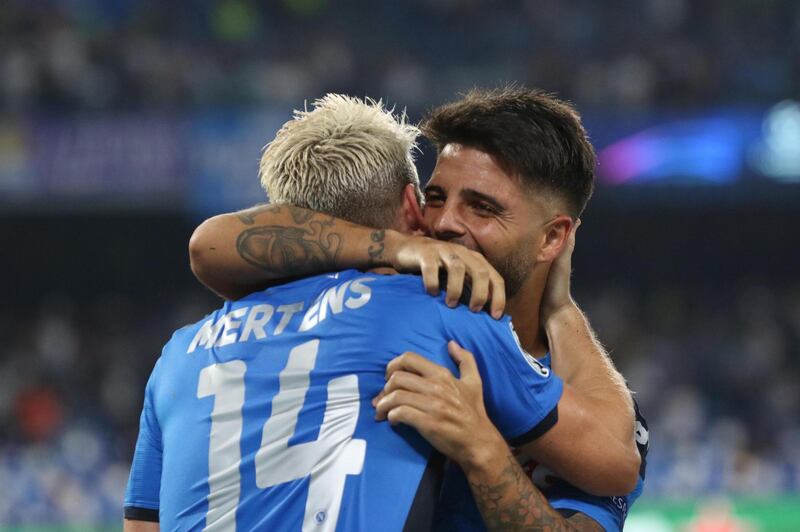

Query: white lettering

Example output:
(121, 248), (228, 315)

(275, 302), (304, 335)
(186, 283), (375, 354)
(345, 278), (374, 309)
(216, 308), (249, 347)
(319, 281), (351, 322)
(188, 319), (224, 353)
(299, 299), (321, 332)
(240, 304), (274, 342)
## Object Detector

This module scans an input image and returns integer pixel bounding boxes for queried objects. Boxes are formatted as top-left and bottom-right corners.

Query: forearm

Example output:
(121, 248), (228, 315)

(464, 440), (597, 531)
(545, 301), (634, 446)
(123, 520), (159, 532)
(189, 204), (392, 299)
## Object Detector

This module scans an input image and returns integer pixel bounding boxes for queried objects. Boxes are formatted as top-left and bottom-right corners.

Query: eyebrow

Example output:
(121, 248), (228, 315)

(462, 188), (506, 212)
(423, 185), (444, 196)
(424, 184), (506, 212)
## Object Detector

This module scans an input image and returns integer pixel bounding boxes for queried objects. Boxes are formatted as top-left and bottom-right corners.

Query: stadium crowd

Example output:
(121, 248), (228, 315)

(1, 282), (798, 524)
(1, 0), (798, 113)
(3, 0), (799, 527)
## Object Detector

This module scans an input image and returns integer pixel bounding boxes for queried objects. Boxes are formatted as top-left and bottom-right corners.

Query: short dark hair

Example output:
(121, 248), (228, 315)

(421, 86), (595, 216)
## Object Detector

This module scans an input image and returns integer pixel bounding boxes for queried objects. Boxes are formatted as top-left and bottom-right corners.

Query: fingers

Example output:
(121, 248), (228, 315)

(372, 369), (432, 413)
(385, 404), (429, 430)
(466, 265), (490, 313)
(448, 341), (482, 387)
(420, 258), (441, 296)
(488, 272), (506, 319)
(384, 370), (431, 395)
(566, 218), (580, 252)
(440, 247), (505, 317)
(386, 351), (451, 381)
(375, 389), (435, 422)
(442, 253), (466, 307)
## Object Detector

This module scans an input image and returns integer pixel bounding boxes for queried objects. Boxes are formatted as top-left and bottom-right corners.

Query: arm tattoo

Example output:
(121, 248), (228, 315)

(288, 205), (315, 224)
(565, 513), (602, 531)
(367, 230), (386, 263)
(237, 204), (281, 225)
(236, 218), (342, 275)
(470, 455), (600, 531)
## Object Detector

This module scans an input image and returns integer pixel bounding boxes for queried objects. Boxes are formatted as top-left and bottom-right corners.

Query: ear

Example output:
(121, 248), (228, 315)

(397, 183), (426, 233)
(536, 215), (574, 263)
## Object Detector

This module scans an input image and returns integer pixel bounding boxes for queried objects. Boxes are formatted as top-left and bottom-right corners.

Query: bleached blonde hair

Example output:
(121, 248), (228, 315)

(259, 94), (422, 228)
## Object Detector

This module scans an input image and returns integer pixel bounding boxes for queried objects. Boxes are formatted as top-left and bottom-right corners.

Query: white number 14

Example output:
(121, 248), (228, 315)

(197, 339), (366, 532)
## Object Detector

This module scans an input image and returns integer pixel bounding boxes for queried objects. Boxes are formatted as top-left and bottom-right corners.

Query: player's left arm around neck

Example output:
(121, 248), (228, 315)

(189, 203), (392, 299)
(189, 203), (507, 317)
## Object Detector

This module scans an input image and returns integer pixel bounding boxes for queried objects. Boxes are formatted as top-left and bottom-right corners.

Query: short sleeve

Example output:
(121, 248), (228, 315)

(123, 362), (163, 522)
(546, 399), (649, 532)
(547, 479), (645, 532)
(438, 306), (563, 444)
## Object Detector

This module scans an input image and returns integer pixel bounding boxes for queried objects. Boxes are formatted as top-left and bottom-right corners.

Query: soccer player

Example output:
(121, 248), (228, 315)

(124, 95), (637, 532)
(188, 88), (648, 530)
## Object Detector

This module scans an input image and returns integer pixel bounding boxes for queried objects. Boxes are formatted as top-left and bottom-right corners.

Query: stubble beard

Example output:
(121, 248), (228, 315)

(494, 245), (534, 300)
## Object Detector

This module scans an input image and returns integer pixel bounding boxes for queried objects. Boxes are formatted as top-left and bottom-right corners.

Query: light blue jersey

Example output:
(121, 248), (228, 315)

(124, 270), (562, 531)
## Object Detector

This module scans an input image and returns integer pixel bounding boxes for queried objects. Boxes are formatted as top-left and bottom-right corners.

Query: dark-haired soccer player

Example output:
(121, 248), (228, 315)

(186, 87), (648, 531)
(125, 94), (638, 532)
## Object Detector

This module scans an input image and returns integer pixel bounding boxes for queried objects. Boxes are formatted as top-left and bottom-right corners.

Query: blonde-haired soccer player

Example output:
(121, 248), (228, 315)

(137, 91), (643, 532)
(260, 94), (423, 229)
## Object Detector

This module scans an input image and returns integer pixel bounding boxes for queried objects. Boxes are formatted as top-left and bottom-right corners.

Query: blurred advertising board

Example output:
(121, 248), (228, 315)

(588, 100), (800, 188)
(0, 115), (184, 208)
(0, 103), (797, 213)
(628, 496), (800, 531)
(0, 109), (287, 213)
(184, 108), (287, 217)
(0, 497), (798, 531)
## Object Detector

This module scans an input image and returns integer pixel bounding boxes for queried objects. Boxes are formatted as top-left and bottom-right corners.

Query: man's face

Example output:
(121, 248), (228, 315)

(422, 143), (555, 298)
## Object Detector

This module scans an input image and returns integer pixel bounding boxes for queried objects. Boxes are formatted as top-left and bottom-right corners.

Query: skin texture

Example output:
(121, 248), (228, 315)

(375, 342), (602, 531)
(190, 185), (507, 315)
(123, 520), (158, 532)
(185, 146), (639, 528)
(422, 143), (573, 356)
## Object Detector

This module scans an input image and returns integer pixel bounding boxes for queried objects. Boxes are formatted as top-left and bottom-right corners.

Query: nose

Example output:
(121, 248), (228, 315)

(431, 200), (466, 241)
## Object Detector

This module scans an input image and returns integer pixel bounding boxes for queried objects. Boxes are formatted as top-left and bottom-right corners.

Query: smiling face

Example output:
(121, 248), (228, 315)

(423, 143), (563, 299)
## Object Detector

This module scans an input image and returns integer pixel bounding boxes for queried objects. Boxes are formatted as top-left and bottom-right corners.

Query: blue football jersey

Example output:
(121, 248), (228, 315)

(124, 270), (563, 531)
(435, 354), (650, 532)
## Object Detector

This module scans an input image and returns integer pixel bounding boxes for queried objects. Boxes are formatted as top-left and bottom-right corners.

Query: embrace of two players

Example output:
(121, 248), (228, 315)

(124, 87), (649, 532)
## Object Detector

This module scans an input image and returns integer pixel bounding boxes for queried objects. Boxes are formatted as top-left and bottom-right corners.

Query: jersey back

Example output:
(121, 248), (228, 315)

(124, 270), (562, 531)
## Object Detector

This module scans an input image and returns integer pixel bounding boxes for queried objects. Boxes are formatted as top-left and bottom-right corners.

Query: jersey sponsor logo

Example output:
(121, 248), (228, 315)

(508, 322), (550, 377)
(611, 496), (628, 517)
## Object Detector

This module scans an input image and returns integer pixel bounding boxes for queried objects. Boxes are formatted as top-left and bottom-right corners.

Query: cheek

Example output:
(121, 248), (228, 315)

(471, 223), (513, 252)
(422, 211), (437, 235)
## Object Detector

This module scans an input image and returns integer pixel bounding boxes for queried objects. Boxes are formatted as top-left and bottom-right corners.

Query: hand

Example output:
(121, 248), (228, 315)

(386, 233), (506, 319)
(540, 219), (580, 325)
(373, 341), (506, 467)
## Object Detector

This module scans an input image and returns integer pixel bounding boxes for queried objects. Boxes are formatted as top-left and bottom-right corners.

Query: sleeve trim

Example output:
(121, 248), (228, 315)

(507, 404), (558, 447)
(124, 506), (159, 522)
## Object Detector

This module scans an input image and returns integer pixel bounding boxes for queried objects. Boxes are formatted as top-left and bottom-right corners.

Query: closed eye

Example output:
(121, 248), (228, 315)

(472, 201), (498, 216)
(424, 188), (445, 207)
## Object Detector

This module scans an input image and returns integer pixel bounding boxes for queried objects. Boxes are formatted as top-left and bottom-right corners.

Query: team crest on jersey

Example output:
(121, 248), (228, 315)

(508, 322), (550, 377)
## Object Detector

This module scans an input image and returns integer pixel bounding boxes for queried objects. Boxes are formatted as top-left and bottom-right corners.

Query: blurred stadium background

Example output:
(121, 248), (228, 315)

(2, 0), (799, 530)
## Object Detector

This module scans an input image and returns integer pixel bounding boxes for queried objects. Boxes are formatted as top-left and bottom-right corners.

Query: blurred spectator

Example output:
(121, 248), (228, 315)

(1, 0), (798, 113)
(1, 282), (798, 524)
(2, 0), (799, 527)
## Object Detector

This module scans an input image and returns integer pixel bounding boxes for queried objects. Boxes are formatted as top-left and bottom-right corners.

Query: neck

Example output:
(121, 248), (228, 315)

(505, 263), (550, 357)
